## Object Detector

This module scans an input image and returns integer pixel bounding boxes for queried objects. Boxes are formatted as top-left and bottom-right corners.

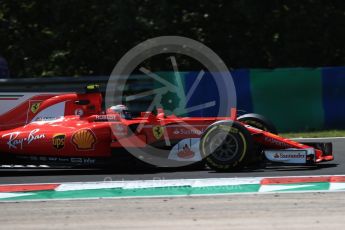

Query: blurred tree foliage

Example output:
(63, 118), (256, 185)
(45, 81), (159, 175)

(0, 0), (344, 77)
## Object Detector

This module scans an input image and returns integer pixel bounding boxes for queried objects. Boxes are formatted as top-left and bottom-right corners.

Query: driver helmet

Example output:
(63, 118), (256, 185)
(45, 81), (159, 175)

(108, 105), (132, 119)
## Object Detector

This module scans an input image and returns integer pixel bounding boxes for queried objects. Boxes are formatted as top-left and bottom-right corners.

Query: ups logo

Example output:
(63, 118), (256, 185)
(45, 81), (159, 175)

(53, 134), (66, 150)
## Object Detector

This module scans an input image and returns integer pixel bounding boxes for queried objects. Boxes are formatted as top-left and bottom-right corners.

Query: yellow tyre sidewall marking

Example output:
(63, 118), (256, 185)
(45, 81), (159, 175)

(238, 132), (247, 162)
(201, 124), (248, 168)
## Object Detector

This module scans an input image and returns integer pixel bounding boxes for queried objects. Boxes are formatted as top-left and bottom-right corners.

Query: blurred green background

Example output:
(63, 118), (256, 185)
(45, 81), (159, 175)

(0, 0), (344, 77)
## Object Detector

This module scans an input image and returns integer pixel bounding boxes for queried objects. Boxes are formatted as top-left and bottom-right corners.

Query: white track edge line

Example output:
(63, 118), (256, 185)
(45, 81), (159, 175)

(1, 189), (345, 203)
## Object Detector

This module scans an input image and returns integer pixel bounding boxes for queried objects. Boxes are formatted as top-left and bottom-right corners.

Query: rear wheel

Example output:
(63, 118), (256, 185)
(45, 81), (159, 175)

(200, 121), (254, 172)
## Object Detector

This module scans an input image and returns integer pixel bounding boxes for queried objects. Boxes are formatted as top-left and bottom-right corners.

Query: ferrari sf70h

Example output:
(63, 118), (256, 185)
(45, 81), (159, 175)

(0, 85), (333, 172)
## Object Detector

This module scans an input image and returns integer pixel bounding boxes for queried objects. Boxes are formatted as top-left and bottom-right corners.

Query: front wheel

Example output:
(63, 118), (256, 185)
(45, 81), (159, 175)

(200, 121), (254, 172)
(237, 113), (278, 134)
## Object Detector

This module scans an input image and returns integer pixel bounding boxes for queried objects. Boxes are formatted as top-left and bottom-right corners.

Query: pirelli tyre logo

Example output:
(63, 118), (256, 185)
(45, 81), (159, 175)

(52, 134), (66, 150)
(71, 129), (97, 150)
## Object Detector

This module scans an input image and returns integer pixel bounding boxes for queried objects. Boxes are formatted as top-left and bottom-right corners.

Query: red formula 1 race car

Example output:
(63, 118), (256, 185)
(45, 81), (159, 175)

(0, 86), (334, 172)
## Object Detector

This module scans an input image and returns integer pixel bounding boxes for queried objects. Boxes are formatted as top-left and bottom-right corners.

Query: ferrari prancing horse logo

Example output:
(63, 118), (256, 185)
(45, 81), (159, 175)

(153, 125), (164, 139)
(31, 102), (41, 113)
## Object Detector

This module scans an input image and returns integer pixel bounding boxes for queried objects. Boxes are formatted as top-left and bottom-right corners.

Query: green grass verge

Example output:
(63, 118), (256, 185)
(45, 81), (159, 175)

(281, 130), (345, 138)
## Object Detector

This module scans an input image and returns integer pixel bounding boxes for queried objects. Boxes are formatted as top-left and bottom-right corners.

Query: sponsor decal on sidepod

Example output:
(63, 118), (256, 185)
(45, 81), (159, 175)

(173, 128), (205, 135)
(52, 134), (66, 150)
(168, 138), (202, 162)
(71, 129), (97, 151)
(177, 144), (195, 159)
(1, 129), (45, 150)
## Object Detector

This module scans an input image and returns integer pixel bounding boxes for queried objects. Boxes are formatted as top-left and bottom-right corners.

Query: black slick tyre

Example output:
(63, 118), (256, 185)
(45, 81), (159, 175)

(200, 120), (254, 172)
(237, 113), (278, 134)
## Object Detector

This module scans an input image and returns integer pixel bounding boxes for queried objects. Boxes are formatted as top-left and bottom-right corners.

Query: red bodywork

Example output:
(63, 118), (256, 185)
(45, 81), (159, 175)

(0, 91), (334, 165)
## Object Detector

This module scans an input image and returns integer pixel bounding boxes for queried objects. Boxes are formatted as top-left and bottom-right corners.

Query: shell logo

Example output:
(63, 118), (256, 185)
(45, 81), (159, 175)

(71, 129), (97, 150)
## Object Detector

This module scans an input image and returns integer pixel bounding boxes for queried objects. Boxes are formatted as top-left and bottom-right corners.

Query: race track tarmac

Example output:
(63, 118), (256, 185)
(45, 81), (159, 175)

(0, 138), (344, 184)
(1, 193), (345, 230)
